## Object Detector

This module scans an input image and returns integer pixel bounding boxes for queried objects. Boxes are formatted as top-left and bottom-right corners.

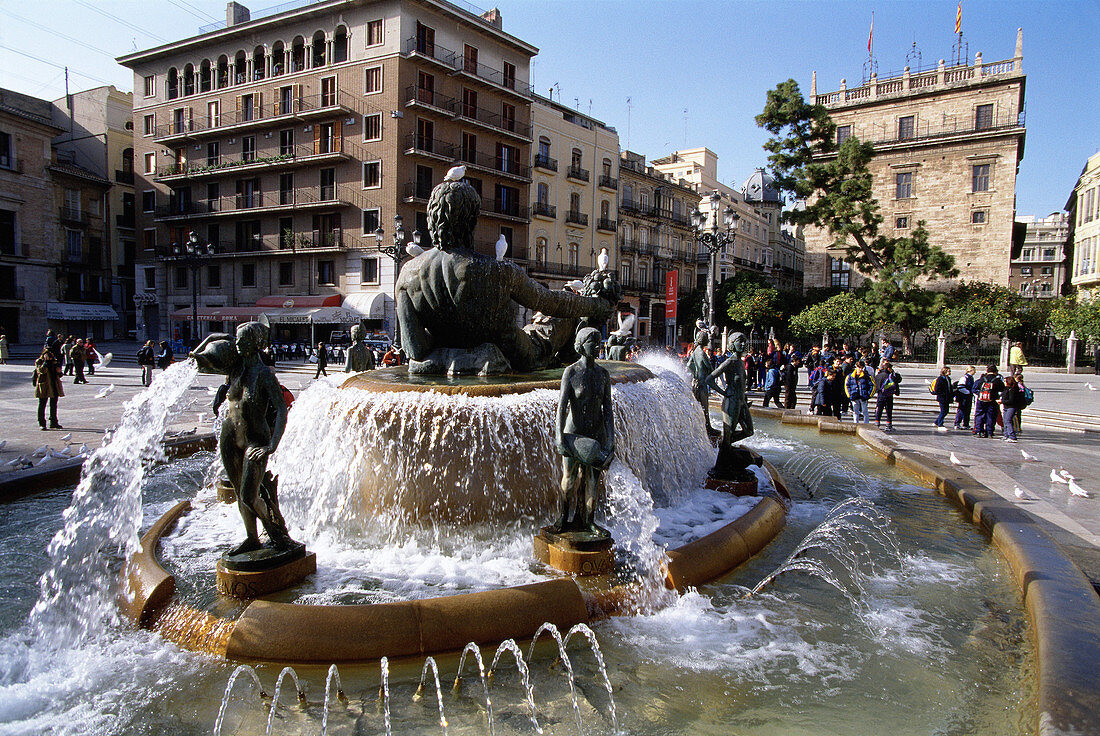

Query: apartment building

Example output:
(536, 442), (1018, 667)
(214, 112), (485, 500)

(1067, 151), (1100, 297)
(528, 94), (619, 296)
(52, 86), (137, 337)
(118, 0), (536, 343)
(617, 150), (700, 347)
(806, 30), (1026, 290)
(1010, 213), (1068, 299)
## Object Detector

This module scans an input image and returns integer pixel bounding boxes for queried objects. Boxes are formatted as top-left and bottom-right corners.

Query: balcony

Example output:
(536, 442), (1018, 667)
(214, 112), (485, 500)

(454, 102), (532, 141)
(404, 85), (456, 115)
(533, 154), (557, 172)
(402, 37), (460, 71)
(403, 181), (433, 202)
(481, 199), (528, 222)
(565, 210), (588, 227)
(598, 175), (618, 190)
(532, 202), (556, 219)
(114, 169), (134, 185)
(526, 260), (589, 279)
(619, 198), (656, 218)
(154, 140), (356, 182)
(116, 212), (135, 228)
(596, 217), (616, 232)
(404, 135), (530, 181)
(566, 165), (590, 183)
(153, 90), (357, 143)
(154, 187), (360, 221)
(59, 207), (90, 226)
(404, 133), (457, 161)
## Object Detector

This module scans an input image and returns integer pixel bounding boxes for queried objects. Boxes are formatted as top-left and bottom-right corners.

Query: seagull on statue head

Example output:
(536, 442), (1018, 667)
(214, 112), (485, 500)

(597, 247), (609, 271)
(444, 165), (466, 182)
(495, 233), (508, 260)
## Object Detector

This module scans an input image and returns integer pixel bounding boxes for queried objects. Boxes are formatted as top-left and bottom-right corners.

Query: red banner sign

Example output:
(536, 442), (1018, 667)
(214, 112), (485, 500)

(664, 270), (678, 320)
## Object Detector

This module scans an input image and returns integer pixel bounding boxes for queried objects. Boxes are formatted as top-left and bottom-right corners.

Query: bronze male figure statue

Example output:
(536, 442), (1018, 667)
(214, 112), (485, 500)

(344, 324), (376, 373)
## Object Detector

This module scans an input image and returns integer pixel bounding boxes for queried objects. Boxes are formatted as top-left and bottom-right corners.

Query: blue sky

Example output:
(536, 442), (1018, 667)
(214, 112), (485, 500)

(1, 0), (1096, 215)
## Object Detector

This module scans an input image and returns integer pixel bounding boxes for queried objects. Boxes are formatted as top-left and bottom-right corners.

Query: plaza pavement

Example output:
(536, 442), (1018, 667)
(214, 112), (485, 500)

(1, 351), (1098, 589)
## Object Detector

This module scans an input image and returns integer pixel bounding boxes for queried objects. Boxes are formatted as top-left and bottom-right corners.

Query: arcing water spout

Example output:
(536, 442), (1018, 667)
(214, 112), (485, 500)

(453, 642), (494, 736)
(526, 622), (582, 734)
(321, 664), (346, 736)
(414, 656), (448, 736)
(489, 639), (541, 734)
(563, 623), (618, 732)
(266, 666), (306, 736)
(213, 664), (267, 736)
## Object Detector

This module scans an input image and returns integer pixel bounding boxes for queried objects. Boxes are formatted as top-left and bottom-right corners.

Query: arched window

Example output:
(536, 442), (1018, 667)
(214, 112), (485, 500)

(312, 31), (326, 67)
(271, 42), (285, 76)
(166, 67), (179, 99)
(600, 200), (610, 219)
(569, 192), (580, 214)
(571, 147), (582, 168)
(537, 136), (551, 159)
(622, 184), (633, 205)
(569, 243), (579, 268)
(333, 26), (348, 63)
(291, 36), (305, 72)
(216, 55), (229, 88)
(252, 46), (266, 81)
(121, 147), (134, 174)
(537, 182), (549, 204)
(199, 59), (212, 92)
(182, 63), (195, 96)
(602, 158), (612, 177)
(536, 237), (547, 264)
(233, 51), (247, 84)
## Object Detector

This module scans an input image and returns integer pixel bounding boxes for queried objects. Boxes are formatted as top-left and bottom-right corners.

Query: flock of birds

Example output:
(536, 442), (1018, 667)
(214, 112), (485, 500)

(947, 449), (1089, 499)
(4, 434), (90, 471)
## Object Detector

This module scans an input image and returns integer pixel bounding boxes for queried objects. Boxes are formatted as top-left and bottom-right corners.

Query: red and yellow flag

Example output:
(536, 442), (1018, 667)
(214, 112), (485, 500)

(955, 2), (962, 34)
(868, 12), (874, 55)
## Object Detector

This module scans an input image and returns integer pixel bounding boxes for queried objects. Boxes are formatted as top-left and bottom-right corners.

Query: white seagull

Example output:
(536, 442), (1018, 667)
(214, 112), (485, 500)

(949, 452), (962, 465)
(6, 455), (28, 467)
(563, 279), (584, 291)
(99, 352), (113, 368)
(495, 233), (508, 261)
(60, 432), (72, 443)
(48, 448), (72, 460)
(1020, 448), (1038, 462)
(1068, 479), (1090, 498)
(1085, 382), (1098, 391)
(1050, 469), (1069, 484)
(597, 247), (610, 271)
(31, 445), (49, 458)
(94, 384), (115, 399)
(1058, 469), (1076, 482)
(34, 455), (51, 467)
(443, 164), (466, 182)
(406, 241), (425, 257)
(78, 443), (89, 457)
(1014, 486), (1028, 500)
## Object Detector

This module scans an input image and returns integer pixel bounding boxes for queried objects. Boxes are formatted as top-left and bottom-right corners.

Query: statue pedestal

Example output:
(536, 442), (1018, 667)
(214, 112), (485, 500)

(533, 527), (614, 576)
(704, 474), (759, 496)
(216, 543), (315, 599)
(707, 445), (762, 496)
(215, 479), (236, 504)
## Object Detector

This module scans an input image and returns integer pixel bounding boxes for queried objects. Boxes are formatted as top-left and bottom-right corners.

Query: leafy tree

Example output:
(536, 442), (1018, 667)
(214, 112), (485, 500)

(788, 292), (875, 339)
(721, 272), (782, 331)
(756, 81), (959, 350)
(1048, 296), (1100, 340)
(930, 282), (1022, 348)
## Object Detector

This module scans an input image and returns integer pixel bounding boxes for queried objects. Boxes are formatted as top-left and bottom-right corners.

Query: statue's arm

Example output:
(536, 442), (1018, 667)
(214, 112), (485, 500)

(510, 269), (611, 320)
(707, 359), (732, 396)
(261, 371), (288, 453)
(601, 375), (615, 454)
(190, 332), (232, 356)
(556, 370), (571, 454)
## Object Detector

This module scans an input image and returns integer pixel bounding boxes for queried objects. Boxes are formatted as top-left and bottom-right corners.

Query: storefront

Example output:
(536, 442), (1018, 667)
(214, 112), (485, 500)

(340, 292), (390, 336)
(46, 302), (119, 341)
(169, 295), (364, 347)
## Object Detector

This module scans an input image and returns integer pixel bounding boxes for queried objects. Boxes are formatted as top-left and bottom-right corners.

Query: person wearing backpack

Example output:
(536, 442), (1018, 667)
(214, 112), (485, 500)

(972, 365), (1005, 438)
(761, 361), (782, 408)
(874, 361), (901, 432)
(1000, 375), (1027, 442)
(931, 366), (954, 432)
(1014, 373), (1034, 437)
(136, 340), (156, 387)
(845, 361), (876, 424)
(953, 365), (976, 431)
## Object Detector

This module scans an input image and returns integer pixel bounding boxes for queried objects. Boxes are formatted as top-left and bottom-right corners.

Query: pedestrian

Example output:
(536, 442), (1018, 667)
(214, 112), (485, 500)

(931, 366), (953, 431)
(314, 341), (329, 378)
(1000, 375), (1026, 442)
(157, 340), (174, 371)
(881, 339), (896, 362)
(44, 330), (60, 362)
(953, 365), (976, 430)
(137, 340), (156, 386)
(762, 361), (782, 408)
(59, 336), (71, 374)
(840, 357), (856, 415)
(874, 361), (901, 432)
(1014, 372), (1034, 437)
(0, 330), (8, 364)
(782, 358), (800, 409)
(1008, 341), (1028, 376)
(845, 360), (876, 424)
(808, 362), (828, 415)
(826, 369), (844, 419)
(972, 364), (1005, 438)
(69, 338), (88, 384)
(85, 339), (98, 376)
(33, 346), (64, 430)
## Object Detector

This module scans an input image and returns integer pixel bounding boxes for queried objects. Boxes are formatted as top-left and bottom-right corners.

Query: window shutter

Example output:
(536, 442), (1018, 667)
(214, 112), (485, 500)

(333, 119), (342, 151)
(257, 92), (263, 118)
(313, 125), (321, 154)
(235, 96), (242, 121)
(294, 84), (302, 111)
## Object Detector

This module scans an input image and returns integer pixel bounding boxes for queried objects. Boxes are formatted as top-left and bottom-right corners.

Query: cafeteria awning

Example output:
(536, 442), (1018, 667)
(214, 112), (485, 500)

(47, 302), (119, 321)
(342, 291), (389, 319)
(168, 306), (265, 322)
(261, 306), (362, 324)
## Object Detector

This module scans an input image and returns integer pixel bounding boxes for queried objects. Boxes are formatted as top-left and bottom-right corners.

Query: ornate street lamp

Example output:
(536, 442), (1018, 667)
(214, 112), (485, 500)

(173, 231), (215, 346)
(691, 192), (740, 333)
(373, 213), (422, 350)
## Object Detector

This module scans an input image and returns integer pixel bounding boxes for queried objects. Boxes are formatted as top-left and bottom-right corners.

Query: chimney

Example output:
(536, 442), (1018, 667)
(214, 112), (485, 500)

(479, 7), (502, 29)
(227, 1), (250, 27)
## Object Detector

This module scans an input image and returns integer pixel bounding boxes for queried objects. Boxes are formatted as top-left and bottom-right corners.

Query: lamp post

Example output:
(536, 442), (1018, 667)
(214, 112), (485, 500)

(173, 231), (215, 347)
(690, 192), (739, 333)
(373, 213), (421, 350)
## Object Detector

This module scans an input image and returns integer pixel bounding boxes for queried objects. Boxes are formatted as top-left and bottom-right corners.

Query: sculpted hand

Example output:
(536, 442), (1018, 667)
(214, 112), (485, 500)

(245, 445), (271, 462)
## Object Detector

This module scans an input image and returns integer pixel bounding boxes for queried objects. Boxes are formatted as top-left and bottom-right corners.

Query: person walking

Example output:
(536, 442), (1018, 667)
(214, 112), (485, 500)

(314, 341), (329, 378)
(845, 361), (876, 424)
(808, 362), (828, 415)
(873, 361), (901, 432)
(157, 340), (174, 372)
(0, 330), (8, 365)
(881, 339), (896, 362)
(826, 369), (845, 419)
(1000, 375), (1026, 442)
(137, 340), (156, 387)
(1013, 372), (1033, 437)
(931, 366), (954, 432)
(69, 338), (88, 384)
(972, 365), (1005, 438)
(953, 365), (976, 431)
(33, 346), (64, 430)
(1008, 341), (1028, 376)
(761, 361), (782, 408)
(782, 358), (800, 409)
(85, 339), (98, 376)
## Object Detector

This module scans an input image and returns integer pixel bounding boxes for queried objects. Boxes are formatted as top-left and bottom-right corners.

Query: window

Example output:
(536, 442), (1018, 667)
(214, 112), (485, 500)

(361, 257), (379, 284)
(207, 142), (220, 166)
(897, 115), (915, 140)
(142, 228), (156, 251)
(317, 260), (335, 285)
(0, 211), (13, 256)
(895, 216), (909, 229)
(200, 60), (212, 91)
(143, 75), (155, 97)
(167, 68), (178, 99)
(1043, 248), (1056, 260)
(279, 86), (294, 115)
(279, 173), (294, 205)
(142, 114), (155, 136)
(207, 264), (221, 288)
(498, 142), (517, 173)
(364, 66), (382, 94)
(836, 125), (852, 146)
(415, 165), (433, 199)
(416, 21), (435, 55)
(143, 267), (156, 288)
(240, 93), (254, 122)
(463, 44), (478, 73)
(461, 132), (476, 164)
(971, 210), (987, 224)
(417, 71), (435, 104)
(364, 113), (381, 141)
(972, 164), (990, 192)
(175, 266), (187, 288)
(366, 19), (383, 46)
(1041, 266), (1053, 276)
(333, 27), (348, 63)
(141, 190), (156, 213)
(312, 31), (326, 67)
(280, 129), (294, 156)
(144, 152), (156, 175)
(242, 136), (255, 162)
(320, 76), (336, 107)
(462, 88), (477, 118)
(895, 172), (913, 199)
(417, 118), (434, 151)
(207, 100), (219, 127)
(319, 168), (336, 200)
(975, 103), (993, 131)
(279, 262), (295, 286)
(501, 102), (515, 132)
(1021, 266), (1032, 275)
(207, 224), (219, 248)
(569, 192), (581, 214)
(241, 262), (256, 287)
(207, 182), (220, 210)
(829, 256), (851, 289)
(363, 161), (381, 188)
(502, 61), (516, 90)
(536, 182), (549, 204)
(362, 208), (380, 234)
(568, 243), (579, 267)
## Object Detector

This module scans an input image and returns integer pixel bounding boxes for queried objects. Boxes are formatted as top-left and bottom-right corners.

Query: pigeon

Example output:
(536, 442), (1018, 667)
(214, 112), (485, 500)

(1058, 469), (1076, 482)
(34, 455), (51, 467)
(1014, 486), (1028, 500)
(1068, 479), (1090, 498)
(1050, 469), (1069, 484)
(94, 384), (115, 399)
(615, 312), (636, 337)
(0, 440), (5, 451)
(60, 432), (72, 443)
(1086, 382), (1097, 391)
(495, 233), (508, 261)
(6, 455), (28, 467)
(406, 242), (425, 257)
(1020, 448), (1038, 462)
(31, 445), (49, 458)
(197, 412), (208, 424)
(99, 352), (113, 368)
(443, 164), (466, 182)
(597, 247), (609, 271)
(949, 452), (962, 465)
(49, 449), (72, 460)
(563, 279), (584, 291)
